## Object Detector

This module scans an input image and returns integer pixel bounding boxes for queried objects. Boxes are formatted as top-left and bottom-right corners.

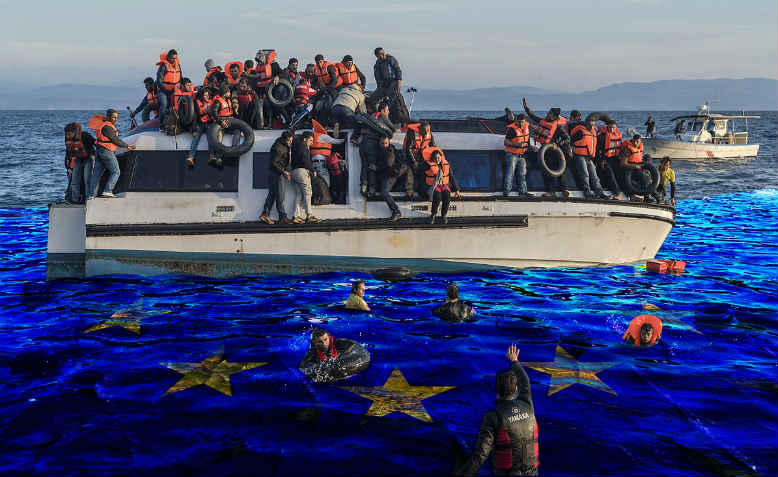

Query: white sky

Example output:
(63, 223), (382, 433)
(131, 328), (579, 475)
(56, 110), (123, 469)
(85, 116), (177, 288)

(1, 0), (776, 91)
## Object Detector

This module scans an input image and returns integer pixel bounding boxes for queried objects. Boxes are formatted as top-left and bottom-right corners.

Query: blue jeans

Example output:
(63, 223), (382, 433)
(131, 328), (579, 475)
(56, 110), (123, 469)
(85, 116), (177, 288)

(188, 123), (213, 158)
(574, 155), (603, 196)
(89, 147), (120, 197)
(158, 90), (171, 128)
(262, 171), (288, 219)
(69, 155), (94, 203)
(503, 153), (527, 194)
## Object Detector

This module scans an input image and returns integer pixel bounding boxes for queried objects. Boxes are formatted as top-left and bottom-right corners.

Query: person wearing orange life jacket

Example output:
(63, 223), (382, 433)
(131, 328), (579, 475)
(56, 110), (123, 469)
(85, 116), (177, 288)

(619, 134), (647, 201)
(334, 55), (366, 90)
(456, 344), (539, 477)
(503, 114), (532, 198)
(233, 78), (260, 129)
(310, 119), (345, 188)
(155, 49), (182, 132)
(130, 78), (159, 121)
(294, 73), (317, 113)
(87, 109), (135, 199)
(280, 58), (300, 87)
(522, 97), (571, 198)
(203, 59), (222, 86)
(312, 54), (338, 90)
(403, 121), (435, 198)
(570, 117), (609, 199)
(185, 87), (216, 167)
(208, 85), (236, 167)
(422, 147), (462, 225)
(248, 50), (283, 128)
(595, 120), (623, 199)
(224, 61), (244, 86)
(171, 78), (195, 118)
(64, 122), (96, 204)
(326, 151), (348, 204)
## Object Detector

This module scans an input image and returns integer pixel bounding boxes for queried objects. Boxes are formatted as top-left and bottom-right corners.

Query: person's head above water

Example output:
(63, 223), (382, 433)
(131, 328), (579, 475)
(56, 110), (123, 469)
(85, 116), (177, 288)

(310, 327), (331, 352)
(446, 283), (459, 302)
(639, 323), (654, 346)
(660, 156), (672, 170)
(495, 370), (518, 399)
(351, 280), (365, 297)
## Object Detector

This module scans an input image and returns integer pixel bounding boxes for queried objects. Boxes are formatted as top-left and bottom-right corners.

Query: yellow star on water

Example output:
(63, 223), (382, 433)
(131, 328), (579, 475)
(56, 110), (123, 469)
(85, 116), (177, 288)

(161, 352), (266, 397)
(339, 368), (455, 423)
(523, 345), (618, 396)
(83, 312), (141, 334)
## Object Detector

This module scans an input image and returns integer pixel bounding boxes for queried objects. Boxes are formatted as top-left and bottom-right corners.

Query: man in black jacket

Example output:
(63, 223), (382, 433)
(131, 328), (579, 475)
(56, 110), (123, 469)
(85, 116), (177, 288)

(290, 132), (319, 223)
(64, 122), (96, 204)
(377, 136), (411, 221)
(457, 344), (539, 477)
(359, 101), (397, 197)
(369, 47), (409, 124)
(260, 130), (294, 225)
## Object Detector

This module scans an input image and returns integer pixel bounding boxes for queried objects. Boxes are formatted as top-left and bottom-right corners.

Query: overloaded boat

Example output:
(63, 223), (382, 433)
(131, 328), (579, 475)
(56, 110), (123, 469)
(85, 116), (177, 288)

(47, 116), (676, 279)
(642, 103), (760, 159)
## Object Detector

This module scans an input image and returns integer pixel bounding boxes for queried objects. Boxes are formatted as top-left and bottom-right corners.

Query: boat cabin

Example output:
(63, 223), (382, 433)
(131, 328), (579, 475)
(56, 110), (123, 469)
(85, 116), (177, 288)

(672, 104), (759, 145)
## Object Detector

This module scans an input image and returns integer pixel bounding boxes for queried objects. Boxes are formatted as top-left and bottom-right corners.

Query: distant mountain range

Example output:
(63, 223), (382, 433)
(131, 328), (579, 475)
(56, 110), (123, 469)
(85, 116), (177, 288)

(0, 78), (775, 111)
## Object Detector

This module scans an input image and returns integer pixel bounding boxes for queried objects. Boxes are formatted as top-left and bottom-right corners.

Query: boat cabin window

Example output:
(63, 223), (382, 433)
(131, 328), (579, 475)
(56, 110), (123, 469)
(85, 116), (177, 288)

(689, 121), (704, 132)
(116, 151), (239, 193)
(445, 150), (495, 191)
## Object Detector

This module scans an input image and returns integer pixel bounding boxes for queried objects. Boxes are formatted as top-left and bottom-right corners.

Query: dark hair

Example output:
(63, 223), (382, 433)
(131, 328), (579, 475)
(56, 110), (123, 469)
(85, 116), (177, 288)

(280, 130), (294, 141)
(181, 77), (191, 84)
(311, 327), (327, 340)
(196, 88), (211, 100)
(106, 108), (117, 117)
(570, 109), (581, 118)
(244, 59), (254, 69)
(143, 77), (154, 84)
(301, 131), (314, 140)
(64, 122), (79, 133)
(661, 156), (672, 165)
(167, 49), (178, 56)
(342, 55), (353, 62)
(606, 120), (617, 126)
(229, 63), (240, 70)
(374, 47), (383, 56)
(420, 121), (431, 128)
(516, 113), (527, 121)
(288, 58), (298, 65)
(495, 371), (518, 398)
(314, 54), (324, 62)
(633, 134), (641, 141)
(351, 280), (364, 293)
(218, 84), (230, 96)
(446, 283), (459, 300)
(377, 100), (389, 111)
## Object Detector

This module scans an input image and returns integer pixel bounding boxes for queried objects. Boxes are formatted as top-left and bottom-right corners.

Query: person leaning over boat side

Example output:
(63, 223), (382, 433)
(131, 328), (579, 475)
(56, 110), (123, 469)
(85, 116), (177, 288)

(260, 130), (294, 225)
(645, 115), (656, 138)
(521, 98), (571, 198)
(311, 120), (345, 187)
(64, 122), (96, 204)
(619, 134), (647, 201)
(344, 280), (370, 311)
(503, 114), (532, 198)
(130, 78), (159, 121)
(377, 136), (411, 222)
(369, 47), (409, 125)
(456, 344), (539, 477)
(290, 131), (320, 224)
(185, 87), (215, 167)
(595, 120), (623, 199)
(422, 147), (461, 225)
(570, 116), (608, 199)
(155, 49), (181, 132)
(87, 109), (135, 199)
(358, 101), (397, 197)
(433, 283), (475, 323)
(403, 121), (435, 198)
(334, 55), (366, 91)
(656, 157), (676, 205)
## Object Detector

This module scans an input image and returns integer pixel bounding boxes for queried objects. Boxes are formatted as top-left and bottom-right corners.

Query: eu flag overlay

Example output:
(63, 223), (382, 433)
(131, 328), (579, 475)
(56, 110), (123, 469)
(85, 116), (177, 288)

(1, 191), (776, 476)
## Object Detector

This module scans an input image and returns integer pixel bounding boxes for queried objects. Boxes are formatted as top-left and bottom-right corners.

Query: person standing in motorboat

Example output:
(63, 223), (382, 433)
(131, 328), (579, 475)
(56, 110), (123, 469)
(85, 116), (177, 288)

(155, 49), (181, 132)
(570, 117), (609, 199)
(130, 78), (159, 122)
(422, 147), (461, 224)
(185, 87), (215, 167)
(290, 131), (320, 224)
(260, 130), (294, 225)
(619, 134), (647, 201)
(565, 109), (582, 134)
(595, 120), (624, 200)
(503, 113), (532, 198)
(248, 50), (282, 129)
(64, 122), (96, 204)
(657, 157), (676, 205)
(377, 136), (412, 222)
(370, 47), (409, 125)
(202, 58), (222, 86)
(674, 120), (686, 140)
(87, 109), (135, 199)
(645, 116), (656, 138)
(522, 98), (571, 198)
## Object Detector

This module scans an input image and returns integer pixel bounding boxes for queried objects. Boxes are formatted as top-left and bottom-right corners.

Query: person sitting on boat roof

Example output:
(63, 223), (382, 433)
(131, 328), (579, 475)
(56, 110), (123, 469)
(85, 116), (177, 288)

(596, 120), (624, 199)
(674, 120), (686, 140)
(64, 122), (95, 204)
(570, 116), (609, 199)
(312, 54), (339, 91)
(377, 136), (411, 222)
(619, 134), (647, 201)
(247, 50), (282, 129)
(87, 109), (136, 199)
(224, 61), (244, 86)
(335, 55), (366, 91)
(645, 115), (656, 138)
(357, 101), (397, 198)
(657, 157), (676, 205)
(433, 283), (475, 323)
(185, 87), (216, 167)
(243, 59), (254, 74)
(259, 130), (294, 225)
(344, 280), (370, 311)
(155, 49), (182, 132)
(130, 78), (159, 122)
(369, 47), (409, 125)
(171, 78), (195, 121)
(504, 113), (532, 198)
(522, 97), (571, 198)
(208, 85), (235, 167)
(234, 78), (260, 129)
(456, 344), (539, 477)
(202, 58), (223, 86)
(403, 121), (435, 198)
(422, 146), (462, 225)
(290, 131), (320, 224)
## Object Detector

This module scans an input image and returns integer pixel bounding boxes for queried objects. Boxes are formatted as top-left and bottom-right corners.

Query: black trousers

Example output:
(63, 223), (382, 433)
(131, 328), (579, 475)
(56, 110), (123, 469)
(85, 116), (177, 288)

(330, 171), (348, 204)
(381, 164), (412, 214)
(431, 189), (451, 217)
(597, 159), (622, 194)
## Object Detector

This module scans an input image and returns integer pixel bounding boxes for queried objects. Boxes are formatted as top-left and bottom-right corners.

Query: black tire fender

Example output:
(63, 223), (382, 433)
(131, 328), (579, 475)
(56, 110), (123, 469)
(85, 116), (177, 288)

(371, 267), (415, 282)
(298, 339), (371, 383)
(266, 78), (294, 108)
(177, 96), (196, 128)
(207, 118), (255, 158)
(584, 111), (614, 124)
(538, 142), (566, 177)
(625, 162), (660, 195)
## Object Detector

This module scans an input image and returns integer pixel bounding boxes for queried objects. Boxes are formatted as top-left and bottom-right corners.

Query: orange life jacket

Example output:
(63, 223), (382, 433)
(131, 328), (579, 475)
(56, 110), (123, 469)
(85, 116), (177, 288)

(224, 61), (245, 85)
(89, 115), (118, 152)
(422, 147), (450, 186)
(203, 66), (222, 85)
(310, 119), (332, 157)
(403, 123), (432, 158)
(571, 124), (597, 158)
(621, 140), (644, 164)
(326, 151), (345, 176)
(65, 123), (89, 162)
(156, 53), (181, 92)
(622, 314), (662, 346)
(252, 63), (274, 88)
(314, 61), (335, 87)
(196, 98), (213, 123)
(172, 87), (195, 111)
(213, 95), (233, 118)
(505, 122), (530, 155)
(598, 125), (623, 159)
(336, 62), (359, 86)
(534, 118), (558, 145)
(145, 89), (159, 111)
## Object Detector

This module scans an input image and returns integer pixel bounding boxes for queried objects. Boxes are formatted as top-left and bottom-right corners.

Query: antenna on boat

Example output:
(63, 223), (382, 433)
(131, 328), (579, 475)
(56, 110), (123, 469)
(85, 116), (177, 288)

(406, 87), (418, 114)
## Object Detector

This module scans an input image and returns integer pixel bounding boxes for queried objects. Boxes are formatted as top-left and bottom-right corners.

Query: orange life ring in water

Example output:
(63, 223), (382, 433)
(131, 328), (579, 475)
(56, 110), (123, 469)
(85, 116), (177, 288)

(622, 314), (662, 346)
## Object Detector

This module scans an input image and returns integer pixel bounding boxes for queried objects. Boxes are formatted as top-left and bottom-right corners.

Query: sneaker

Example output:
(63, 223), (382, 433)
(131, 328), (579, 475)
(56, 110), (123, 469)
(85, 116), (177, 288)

(185, 156), (194, 167)
(306, 216), (320, 224)
(429, 215), (436, 225)
(100, 192), (117, 198)
(279, 217), (293, 225)
(259, 214), (274, 225)
(542, 192), (554, 198)
(208, 155), (218, 165)
(390, 212), (402, 222)
(629, 194), (641, 201)
(562, 189), (571, 198)
(292, 217), (305, 224)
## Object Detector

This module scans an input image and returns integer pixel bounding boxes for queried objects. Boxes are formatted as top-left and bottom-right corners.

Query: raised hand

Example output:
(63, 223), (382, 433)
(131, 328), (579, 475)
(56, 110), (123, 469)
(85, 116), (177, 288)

(506, 344), (519, 362)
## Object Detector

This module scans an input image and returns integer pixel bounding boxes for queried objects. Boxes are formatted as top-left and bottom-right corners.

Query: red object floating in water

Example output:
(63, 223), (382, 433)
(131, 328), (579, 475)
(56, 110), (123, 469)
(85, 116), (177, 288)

(623, 314), (663, 346)
(646, 259), (686, 274)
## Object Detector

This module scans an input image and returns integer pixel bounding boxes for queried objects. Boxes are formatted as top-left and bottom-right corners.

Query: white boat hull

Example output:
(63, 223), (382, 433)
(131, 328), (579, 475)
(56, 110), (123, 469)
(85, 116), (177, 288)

(643, 138), (759, 159)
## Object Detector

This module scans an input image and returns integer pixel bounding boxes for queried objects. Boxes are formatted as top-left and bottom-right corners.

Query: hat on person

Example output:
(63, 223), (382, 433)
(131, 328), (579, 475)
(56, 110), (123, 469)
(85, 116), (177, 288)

(255, 50), (266, 63)
(550, 107), (561, 118)
(204, 58), (216, 70)
(342, 55), (353, 62)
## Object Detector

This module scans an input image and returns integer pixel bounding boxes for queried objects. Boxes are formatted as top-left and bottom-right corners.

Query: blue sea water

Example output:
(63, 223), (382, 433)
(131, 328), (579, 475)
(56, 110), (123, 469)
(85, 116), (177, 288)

(0, 109), (776, 476)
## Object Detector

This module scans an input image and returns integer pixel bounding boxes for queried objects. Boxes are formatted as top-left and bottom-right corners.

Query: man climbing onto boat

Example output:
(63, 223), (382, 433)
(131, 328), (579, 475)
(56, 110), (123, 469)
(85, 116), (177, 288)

(522, 98), (571, 198)
(377, 136), (412, 222)
(130, 78), (158, 121)
(657, 157), (676, 205)
(456, 344), (539, 477)
(87, 109), (135, 199)
(369, 47), (409, 125)
(64, 122), (95, 204)
(358, 101), (397, 197)
(433, 283), (475, 323)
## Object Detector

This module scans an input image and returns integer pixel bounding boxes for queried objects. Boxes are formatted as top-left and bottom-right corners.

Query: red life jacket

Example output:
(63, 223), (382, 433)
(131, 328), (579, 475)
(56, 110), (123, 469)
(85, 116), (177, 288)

(203, 66), (222, 85)
(505, 122), (530, 155)
(326, 151), (345, 176)
(224, 61), (245, 85)
(621, 140), (644, 163)
(172, 87), (195, 111)
(145, 89), (159, 112)
(252, 62), (274, 88)
(294, 82), (317, 107)
(598, 125), (623, 159)
(313, 61), (335, 86)
(422, 147), (450, 186)
(213, 95), (233, 118)
(196, 98), (213, 123)
(622, 314), (662, 346)
(494, 427), (513, 471)
(403, 123), (432, 159)
(571, 124), (597, 158)
(89, 115), (118, 152)
(534, 118), (558, 144)
(156, 53), (181, 92)
(336, 62), (359, 86)
(65, 123), (89, 164)
(315, 332), (339, 362)
(310, 119), (332, 157)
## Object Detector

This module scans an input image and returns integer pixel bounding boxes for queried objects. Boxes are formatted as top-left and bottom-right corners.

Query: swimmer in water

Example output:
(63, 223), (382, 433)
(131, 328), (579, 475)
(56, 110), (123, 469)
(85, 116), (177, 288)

(344, 280), (370, 311)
